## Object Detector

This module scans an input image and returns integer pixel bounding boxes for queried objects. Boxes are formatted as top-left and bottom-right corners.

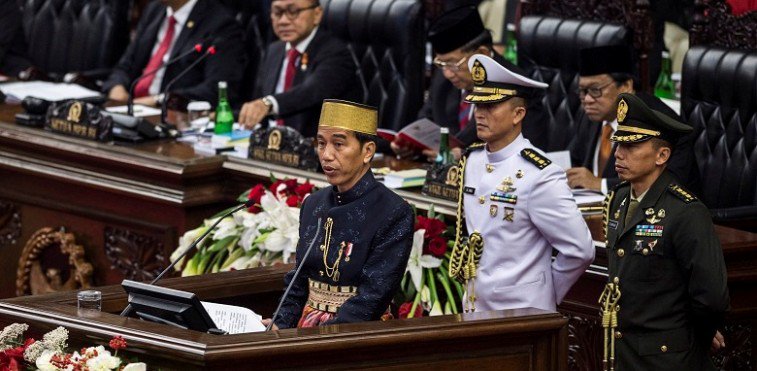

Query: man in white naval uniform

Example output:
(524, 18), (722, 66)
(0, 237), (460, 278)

(451, 54), (595, 312)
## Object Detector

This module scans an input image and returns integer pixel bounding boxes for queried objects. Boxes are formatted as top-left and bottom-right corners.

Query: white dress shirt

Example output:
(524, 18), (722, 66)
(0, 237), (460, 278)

(147, 0), (198, 96)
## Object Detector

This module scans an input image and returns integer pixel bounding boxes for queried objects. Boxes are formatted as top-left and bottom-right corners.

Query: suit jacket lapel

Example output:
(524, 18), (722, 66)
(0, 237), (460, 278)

(170, 0), (206, 60)
(602, 144), (618, 178)
(618, 171), (672, 239)
(292, 28), (325, 87)
(139, 7), (166, 70)
(265, 43), (286, 95)
(583, 122), (602, 169)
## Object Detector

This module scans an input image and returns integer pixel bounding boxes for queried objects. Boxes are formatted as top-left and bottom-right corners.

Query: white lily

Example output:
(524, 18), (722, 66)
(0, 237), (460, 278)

(237, 212), (266, 252)
(212, 216), (239, 240)
(405, 229), (442, 291)
(171, 226), (207, 269)
(221, 252), (262, 271)
(259, 192), (300, 262)
(429, 299), (444, 316)
(123, 363), (147, 371)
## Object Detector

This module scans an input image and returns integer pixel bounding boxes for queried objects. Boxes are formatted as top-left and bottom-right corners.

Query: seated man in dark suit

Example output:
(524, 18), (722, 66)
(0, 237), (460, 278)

(0, 0), (31, 77)
(392, 6), (548, 161)
(103, 0), (246, 107)
(567, 45), (700, 194)
(239, 0), (360, 138)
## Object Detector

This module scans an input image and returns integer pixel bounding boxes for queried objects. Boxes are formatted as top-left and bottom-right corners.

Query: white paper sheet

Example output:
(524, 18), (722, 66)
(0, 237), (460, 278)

(107, 105), (162, 117)
(0, 81), (101, 103)
(572, 188), (605, 205)
(201, 301), (266, 334)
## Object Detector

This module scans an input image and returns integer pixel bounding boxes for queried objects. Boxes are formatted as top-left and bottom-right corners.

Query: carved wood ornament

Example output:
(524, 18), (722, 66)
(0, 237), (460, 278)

(0, 201), (22, 247)
(16, 227), (93, 296)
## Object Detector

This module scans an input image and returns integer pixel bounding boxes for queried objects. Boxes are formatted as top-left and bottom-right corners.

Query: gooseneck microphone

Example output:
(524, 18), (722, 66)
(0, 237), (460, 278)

(127, 43), (204, 116)
(159, 45), (217, 124)
(120, 198), (255, 317)
(266, 218), (323, 331)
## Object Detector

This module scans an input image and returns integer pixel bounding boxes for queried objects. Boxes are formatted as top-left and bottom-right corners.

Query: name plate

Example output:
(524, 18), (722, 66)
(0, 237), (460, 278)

(248, 126), (318, 172)
(422, 163), (460, 202)
(44, 100), (113, 142)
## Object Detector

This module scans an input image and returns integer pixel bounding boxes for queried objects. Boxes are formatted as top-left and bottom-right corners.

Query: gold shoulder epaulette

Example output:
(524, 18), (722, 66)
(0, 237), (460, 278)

(464, 142), (486, 156)
(520, 148), (551, 170)
(668, 184), (697, 203)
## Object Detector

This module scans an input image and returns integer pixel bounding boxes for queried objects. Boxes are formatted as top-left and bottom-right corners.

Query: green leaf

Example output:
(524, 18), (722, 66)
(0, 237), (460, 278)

(208, 236), (238, 253)
(436, 271), (458, 314)
(428, 204), (436, 219)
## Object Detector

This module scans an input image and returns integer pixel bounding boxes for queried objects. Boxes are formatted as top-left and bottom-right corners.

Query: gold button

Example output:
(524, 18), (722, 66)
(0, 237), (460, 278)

(486, 164), (494, 173)
(617, 249), (625, 257)
(660, 345), (668, 352)
(479, 196), (486, 204)
(613, 277), (620, 284)
(614, 331), (622, 339)
(642, 248), (649, 256)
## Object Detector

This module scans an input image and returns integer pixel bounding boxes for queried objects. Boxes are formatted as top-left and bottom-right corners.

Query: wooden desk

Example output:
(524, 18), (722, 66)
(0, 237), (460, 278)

(0, 268), (568, 370)
(0, 105), (230, 297)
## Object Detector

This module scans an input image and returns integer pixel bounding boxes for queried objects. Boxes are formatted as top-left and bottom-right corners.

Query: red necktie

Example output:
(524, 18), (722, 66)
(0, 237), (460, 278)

(598, 123), (614, 174)
(277, 48), (300, 126)
(458, 97), (472, 129)
(134, 15), (177, 98)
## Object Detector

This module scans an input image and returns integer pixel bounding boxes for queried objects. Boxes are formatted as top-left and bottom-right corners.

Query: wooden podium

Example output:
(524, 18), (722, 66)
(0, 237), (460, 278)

(0, 266), (568, 370)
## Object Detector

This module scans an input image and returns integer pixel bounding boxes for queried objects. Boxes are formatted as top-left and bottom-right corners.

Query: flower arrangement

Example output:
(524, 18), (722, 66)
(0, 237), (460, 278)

(396, 207), (464, 318)
(0, 323), (144, 371)
(174, 177), (315, 276)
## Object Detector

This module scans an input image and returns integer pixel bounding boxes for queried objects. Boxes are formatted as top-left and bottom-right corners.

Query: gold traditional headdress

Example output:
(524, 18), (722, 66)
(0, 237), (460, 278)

(318, 100), (378, 136)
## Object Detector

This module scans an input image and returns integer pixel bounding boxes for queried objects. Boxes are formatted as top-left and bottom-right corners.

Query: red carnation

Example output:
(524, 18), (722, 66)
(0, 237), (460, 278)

(269, 180), (284, 194)
(247, 184), (266, 213)
(283, 179), (298, 192)
(109, 335), (127, 351)
(398, 302), (423, 319)
(295, 182), (315, 197)
(427, 237), (447, 257)
(285, 195), (299, 207)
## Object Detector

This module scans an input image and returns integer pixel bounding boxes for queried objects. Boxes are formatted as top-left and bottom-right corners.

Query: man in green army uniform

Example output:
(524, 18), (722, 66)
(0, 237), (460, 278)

(600, 93), (730, 370)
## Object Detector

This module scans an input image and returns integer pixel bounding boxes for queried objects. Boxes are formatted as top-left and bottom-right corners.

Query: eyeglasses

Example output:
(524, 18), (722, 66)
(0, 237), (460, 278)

(271, 4), (319, 20)
(432, 56), (468, 72)
(577, 81), (615, 99)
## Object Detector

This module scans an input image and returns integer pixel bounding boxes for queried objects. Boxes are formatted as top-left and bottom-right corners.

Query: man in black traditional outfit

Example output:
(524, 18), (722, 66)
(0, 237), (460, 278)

(266, 99), (414, 329)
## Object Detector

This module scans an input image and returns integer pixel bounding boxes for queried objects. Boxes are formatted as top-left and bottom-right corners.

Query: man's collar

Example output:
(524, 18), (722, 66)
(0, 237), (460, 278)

(166, 0), (197, 25)
(286, 26), (319, 54)
(331, 170), (376, 206)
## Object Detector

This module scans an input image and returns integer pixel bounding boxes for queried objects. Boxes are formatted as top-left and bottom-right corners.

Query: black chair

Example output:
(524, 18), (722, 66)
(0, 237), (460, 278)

(217, 0), (272, 102)
(518, 16), (630, 151)
(320, 0), (425, 131)
(681, 46), (757, 227)
(20, 0), (130, 82)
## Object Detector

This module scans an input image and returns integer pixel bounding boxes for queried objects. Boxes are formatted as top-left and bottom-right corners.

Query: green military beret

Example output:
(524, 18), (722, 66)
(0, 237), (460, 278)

(610, 93), (693, 143)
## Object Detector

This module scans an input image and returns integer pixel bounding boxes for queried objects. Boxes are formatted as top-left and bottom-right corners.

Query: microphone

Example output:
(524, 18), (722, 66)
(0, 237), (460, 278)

(127, 43), (205, 116)
(120, 198), (255, 317)
(159, 45), (217, 124)
(266, 217), (323, 331)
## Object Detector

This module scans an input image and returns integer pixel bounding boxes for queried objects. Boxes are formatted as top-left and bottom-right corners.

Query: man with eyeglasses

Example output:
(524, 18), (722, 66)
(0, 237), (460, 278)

(567, 45), (700, 195)
(104, 0), (246, 107)
(391, 6), (548, 161)
(239, 0), (360, 138)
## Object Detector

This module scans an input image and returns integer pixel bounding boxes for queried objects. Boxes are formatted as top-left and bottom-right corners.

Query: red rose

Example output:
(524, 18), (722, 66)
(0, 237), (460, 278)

(398, 302), (423, 319)
(269, 180), (284, 194)
(295, 181), (315, 197)
(285, 195), (299, 207)
(415, 216), (446, 239)
(247, 184), (266, 213)
(427, 237), (447, 257)
(283, 179), (298, 192)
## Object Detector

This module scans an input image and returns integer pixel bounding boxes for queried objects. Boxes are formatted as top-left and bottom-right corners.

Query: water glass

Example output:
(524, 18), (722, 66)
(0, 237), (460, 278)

(77, 290), (102, 311)
(187, 101), (212, 133)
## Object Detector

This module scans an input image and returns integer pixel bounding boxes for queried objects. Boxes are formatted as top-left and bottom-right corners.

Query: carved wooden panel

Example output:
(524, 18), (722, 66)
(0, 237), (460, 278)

(561, 309), (603, 371)
(0, 201), (22, 247)
(714, 322), (753, 370)
(691, 0), (757, 49)
(104, 227), (168, 282)
(16, 227), (93, 296)
(521, 0), (654, 91)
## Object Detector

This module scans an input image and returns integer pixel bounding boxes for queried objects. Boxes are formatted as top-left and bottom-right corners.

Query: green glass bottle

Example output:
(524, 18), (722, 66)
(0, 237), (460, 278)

(654, 51), (676, 100)
(214, 81), (234, 134)
(437, 127), (452, 165)
(504, 24), (518, 65)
